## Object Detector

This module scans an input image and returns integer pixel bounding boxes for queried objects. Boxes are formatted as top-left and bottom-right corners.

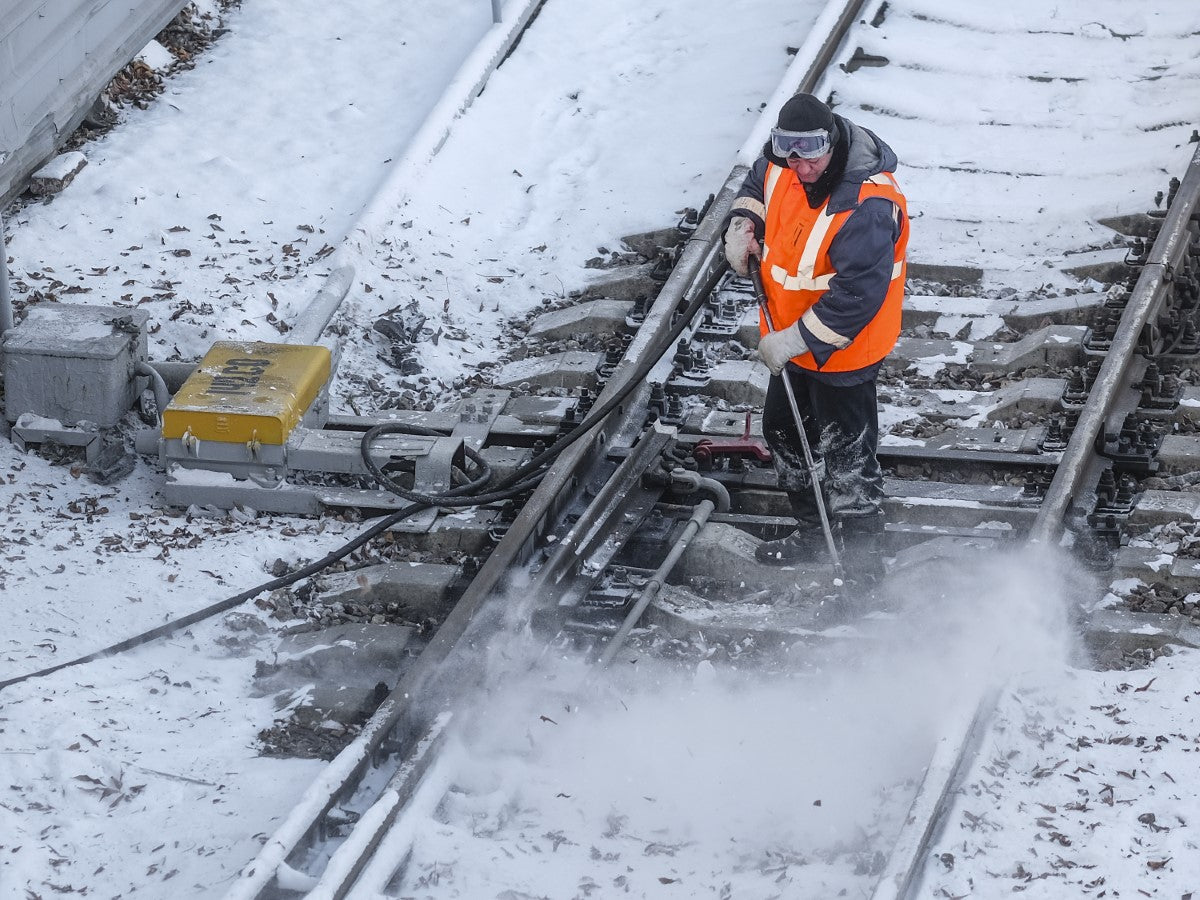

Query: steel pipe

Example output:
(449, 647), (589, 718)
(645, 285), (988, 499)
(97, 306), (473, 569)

(146, 359), (199, 393)
(286, 264), (355, 346)
(1031, 143), (1200, 546)
(135, 361), (171, 424)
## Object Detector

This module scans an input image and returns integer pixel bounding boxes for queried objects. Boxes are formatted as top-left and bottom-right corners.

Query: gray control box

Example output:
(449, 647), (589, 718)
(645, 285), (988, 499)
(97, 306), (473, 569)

(2, 304), (150, 426)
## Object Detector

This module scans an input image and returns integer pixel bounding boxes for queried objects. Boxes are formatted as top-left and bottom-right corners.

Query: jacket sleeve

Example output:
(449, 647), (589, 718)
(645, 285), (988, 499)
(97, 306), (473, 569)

(723, 157), (770, 237)
(796, 197), (902, 367)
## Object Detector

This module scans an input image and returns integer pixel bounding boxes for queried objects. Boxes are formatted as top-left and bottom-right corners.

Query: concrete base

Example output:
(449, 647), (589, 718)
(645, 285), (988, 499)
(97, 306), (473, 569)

(1097, 213), (1157, 238)
(316, 562), (460, 612)
(393, 507), (500, 556)
(880, 377), (1065, 424)
(697, 359), (769, 407)
(903, 293), (1102, 330)
(648, 582), (885, 645)
(971, 325), (1086, 373)
(1064, 249), (1133, 284)
(578, 262), (662, 302)
(526, 298), (635, 342)
(255, 623), (414, 725)
(618, 225), (684, 258)
(887, 534), (998, 577)
(11, 415), (103, 462)
(672, 521), (768, 585)
(478, 446), (533, 484)
(1114, 544), (1200, 593)
(737, 308), (761, 348)
(891, 325), (1085, 375)
(493, 350), (603, 391)
(1130, 490), (1200, 526)
(907, 262), (984, 284)
(1156, 435), (1200, 477)
(1083, 608), (1200, 670)
(985, 377), (1068, 419)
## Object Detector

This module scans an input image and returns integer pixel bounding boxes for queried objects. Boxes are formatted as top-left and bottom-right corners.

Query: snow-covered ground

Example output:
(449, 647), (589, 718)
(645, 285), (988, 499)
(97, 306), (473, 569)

(927, 653), (1200, 899)
(2, 0), (1200, 896)
(2, 0), (826, 894)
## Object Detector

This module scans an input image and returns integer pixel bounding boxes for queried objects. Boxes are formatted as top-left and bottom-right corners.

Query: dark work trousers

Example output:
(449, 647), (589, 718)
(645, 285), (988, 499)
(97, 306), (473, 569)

(761, 366), (884, 526)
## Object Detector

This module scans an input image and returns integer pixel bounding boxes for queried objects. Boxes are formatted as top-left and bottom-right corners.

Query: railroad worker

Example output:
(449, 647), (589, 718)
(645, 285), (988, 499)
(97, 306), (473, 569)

(723, 93), (909, 577)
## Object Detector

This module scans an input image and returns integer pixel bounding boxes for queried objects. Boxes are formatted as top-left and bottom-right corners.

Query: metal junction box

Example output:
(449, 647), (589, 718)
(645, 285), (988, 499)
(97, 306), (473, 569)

(2, 303), (149, 426)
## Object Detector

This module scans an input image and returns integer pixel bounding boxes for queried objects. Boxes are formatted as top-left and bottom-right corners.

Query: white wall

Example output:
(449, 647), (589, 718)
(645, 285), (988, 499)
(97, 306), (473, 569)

(0, 0), (189, 204)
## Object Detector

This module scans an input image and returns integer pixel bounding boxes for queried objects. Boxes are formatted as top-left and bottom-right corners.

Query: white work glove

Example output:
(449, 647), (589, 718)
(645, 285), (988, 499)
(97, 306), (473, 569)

(723, 216), (759, 277)
(757, 322), (810, 376)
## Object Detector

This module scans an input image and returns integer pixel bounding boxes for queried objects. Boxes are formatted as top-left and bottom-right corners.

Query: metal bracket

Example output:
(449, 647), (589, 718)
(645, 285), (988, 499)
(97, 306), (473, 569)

(692, 411), (771, 469)
(161, 390), (513, 524)
(11, 414), (102, 463)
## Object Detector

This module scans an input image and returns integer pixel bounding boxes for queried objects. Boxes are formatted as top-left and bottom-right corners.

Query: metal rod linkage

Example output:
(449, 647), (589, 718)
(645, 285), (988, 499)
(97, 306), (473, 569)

(598, 471), (730, 668)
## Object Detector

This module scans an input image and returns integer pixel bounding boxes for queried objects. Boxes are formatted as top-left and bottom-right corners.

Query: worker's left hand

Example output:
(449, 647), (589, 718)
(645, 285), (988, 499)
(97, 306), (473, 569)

(757, 322), (810, 376)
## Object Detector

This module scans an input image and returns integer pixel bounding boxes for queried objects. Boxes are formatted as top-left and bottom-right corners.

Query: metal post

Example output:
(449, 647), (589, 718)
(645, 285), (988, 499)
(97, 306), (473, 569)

(0, 208), (13, 334)
(490, 0), (501, 23)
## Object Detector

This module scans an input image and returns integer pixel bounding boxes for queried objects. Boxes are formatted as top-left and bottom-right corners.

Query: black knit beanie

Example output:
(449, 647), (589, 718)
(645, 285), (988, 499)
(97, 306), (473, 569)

(776, 94), (835, 137)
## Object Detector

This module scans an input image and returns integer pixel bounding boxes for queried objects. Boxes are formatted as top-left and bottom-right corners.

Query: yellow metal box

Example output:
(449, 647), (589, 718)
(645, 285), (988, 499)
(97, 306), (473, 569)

(162, 342), (331, 445)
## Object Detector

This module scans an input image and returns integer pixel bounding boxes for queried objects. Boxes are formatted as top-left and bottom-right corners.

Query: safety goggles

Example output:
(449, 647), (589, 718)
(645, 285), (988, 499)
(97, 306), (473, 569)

(770, 127), (832, 160)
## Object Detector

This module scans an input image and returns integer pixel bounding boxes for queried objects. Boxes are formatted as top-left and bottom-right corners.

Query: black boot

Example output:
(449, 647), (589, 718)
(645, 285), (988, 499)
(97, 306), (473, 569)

(837, 513), (887, 585)
(755, 528), (824, 565)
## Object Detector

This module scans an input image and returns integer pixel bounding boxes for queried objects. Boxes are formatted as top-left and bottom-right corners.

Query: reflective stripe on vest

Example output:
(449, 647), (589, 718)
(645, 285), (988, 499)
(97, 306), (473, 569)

(768, 172), (903, 293)
(758, 164), (909, 372)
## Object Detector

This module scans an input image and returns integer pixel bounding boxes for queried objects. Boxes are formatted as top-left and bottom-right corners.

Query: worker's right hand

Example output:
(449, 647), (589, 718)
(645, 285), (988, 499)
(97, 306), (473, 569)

(723, 217), (760, 277)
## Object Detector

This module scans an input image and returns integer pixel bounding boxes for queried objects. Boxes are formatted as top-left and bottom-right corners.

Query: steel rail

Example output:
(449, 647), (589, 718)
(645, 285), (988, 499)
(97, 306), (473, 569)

(1031, 143), (1200, 546)
(302, 713), (454, 900)
(869, 691), (999, 900)
(225, 1), (871, 893)
(301, 423), (677, 899)
(869, 143), (1200, 900)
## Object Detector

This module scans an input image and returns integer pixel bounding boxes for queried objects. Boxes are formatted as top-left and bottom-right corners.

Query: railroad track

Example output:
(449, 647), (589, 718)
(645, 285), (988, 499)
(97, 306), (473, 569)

(202, 1), (1200, 897)
(2, 0), (1198, 896)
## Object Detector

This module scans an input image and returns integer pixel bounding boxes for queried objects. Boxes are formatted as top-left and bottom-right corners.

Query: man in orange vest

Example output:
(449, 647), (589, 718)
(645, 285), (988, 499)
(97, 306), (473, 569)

(723, 93), (909, 577)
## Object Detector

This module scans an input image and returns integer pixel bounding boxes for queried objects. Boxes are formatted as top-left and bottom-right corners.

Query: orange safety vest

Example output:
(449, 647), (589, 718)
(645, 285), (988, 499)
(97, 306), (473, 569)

(759, 162), (908, 372)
